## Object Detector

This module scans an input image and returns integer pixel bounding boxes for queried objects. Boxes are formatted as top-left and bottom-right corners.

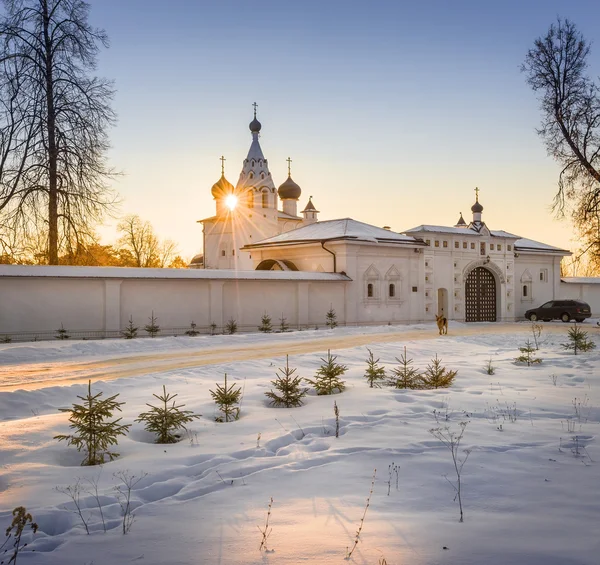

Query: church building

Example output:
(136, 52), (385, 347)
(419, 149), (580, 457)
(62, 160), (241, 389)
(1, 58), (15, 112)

(198, 107), (570, 324)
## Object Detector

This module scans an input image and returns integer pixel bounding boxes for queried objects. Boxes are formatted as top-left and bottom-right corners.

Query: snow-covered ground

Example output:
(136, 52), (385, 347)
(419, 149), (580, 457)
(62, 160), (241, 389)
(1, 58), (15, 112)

(1, 323), (599, 564)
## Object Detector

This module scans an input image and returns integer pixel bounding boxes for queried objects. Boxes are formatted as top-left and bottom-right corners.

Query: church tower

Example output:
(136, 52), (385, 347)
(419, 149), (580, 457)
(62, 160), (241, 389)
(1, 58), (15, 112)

(198, 104), (318, 270)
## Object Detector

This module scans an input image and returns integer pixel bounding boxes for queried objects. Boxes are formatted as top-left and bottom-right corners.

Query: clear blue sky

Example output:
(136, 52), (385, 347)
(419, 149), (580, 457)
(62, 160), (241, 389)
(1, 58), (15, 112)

(83, 0), (600, 259)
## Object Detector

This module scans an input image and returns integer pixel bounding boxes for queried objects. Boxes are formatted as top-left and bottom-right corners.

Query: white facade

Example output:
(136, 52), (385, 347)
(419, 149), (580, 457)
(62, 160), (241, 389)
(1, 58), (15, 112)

(199, 110), (317, 270)
(2, 112), (600, 340)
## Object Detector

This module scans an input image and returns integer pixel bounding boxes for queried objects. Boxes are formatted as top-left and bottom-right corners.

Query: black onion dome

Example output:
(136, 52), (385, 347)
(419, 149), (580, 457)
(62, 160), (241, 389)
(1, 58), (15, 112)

(277, 176), (302, 200)
(471, 200), (483, 213)
(211, 174), (234, 199)
(249, 117), (262, 133)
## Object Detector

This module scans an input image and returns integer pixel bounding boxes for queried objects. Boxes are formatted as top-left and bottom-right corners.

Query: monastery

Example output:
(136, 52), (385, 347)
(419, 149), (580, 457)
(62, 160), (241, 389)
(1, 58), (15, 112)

(196, 107), (571, 324)
(0, 107), (598, 339)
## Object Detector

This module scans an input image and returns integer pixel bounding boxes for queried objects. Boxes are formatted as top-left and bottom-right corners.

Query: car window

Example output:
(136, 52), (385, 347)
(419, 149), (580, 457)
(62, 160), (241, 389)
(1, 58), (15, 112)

(540, 301), (553, 308)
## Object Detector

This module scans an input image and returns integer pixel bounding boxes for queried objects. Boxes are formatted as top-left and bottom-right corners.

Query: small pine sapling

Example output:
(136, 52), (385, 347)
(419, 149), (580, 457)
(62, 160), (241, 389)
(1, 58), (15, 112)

(121, 316), (138, 339)
(1, 335), (12, 343)
(515, 339), (542, 366)
(561, 324), (596, 355)
(326, 305), (338, 329)
(225, 318), (237, 335)
(258, 313), (272, 333)
(265, 355), (309, 407)
(279, 313), (289, 332)
(2, 507), (38, 564)
(185, 321), (200, 336)
(54, 380), (131, 465)
(305, 349), (348, 395)
(210, 321), (217, 335)
(144, 311), (160, 338)
(210, 373), (242, 422)
(135, 385), (202, 443)
(388, 346), (422, 389)
(421, 355), (457, 389)
(364, 348), (386, 388)
(56, 323), (70, 340)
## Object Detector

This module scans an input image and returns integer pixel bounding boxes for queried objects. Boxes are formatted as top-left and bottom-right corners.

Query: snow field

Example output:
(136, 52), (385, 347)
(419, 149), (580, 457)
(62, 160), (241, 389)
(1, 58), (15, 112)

(0, 323), (599, 564)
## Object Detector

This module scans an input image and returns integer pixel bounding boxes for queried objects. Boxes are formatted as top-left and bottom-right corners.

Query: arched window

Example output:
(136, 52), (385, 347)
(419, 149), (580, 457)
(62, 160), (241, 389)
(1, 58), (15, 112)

(262, 191), (268, 208)
(389, 283), (395, 298)
(221, 250), (226, 257)
(367, 283), (374, 298)
(523, 285), (528, 297)
(247, 191), (254, 208)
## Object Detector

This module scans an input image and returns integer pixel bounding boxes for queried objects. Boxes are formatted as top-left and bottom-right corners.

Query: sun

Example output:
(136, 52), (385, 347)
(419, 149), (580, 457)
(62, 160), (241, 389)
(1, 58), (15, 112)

(225, 194), (238, 211)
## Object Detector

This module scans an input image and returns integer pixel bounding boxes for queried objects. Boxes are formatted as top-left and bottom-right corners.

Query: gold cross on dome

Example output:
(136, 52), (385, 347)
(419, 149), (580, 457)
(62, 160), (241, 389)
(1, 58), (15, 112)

(252, 102), (258, 118)
(475, 186), (480, 201)
(286, 157), (292, 176)
(220, 155), (226, 175)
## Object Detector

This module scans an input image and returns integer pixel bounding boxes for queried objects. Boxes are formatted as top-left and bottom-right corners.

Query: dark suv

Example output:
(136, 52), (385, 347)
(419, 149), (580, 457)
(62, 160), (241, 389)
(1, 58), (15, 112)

(525, 300), (592, 323)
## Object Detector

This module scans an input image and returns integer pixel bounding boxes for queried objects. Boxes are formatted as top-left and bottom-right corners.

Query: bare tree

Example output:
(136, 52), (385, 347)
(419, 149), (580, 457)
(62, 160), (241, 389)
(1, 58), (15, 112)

(523, 18), (600, 268)
(117, 214), (179, 268)
(0, 0), (117, 264)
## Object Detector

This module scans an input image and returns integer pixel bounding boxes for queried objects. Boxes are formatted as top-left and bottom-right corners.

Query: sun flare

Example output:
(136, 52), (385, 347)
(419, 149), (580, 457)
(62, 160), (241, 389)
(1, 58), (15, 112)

(225, 194), (238, 211)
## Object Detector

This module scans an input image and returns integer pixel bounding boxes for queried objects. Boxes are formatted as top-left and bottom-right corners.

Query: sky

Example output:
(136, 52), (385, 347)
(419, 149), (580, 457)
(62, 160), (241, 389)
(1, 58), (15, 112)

(81, 0), (600, 260)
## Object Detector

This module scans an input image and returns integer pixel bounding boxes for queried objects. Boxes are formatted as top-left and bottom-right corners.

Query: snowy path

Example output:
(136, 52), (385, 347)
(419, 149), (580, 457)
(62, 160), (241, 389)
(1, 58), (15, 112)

(0, 322), (582, 391)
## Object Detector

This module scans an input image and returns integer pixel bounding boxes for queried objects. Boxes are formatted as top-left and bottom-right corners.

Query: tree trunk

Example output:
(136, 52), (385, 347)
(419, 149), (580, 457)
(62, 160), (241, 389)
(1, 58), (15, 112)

(42, 0), (58, 264)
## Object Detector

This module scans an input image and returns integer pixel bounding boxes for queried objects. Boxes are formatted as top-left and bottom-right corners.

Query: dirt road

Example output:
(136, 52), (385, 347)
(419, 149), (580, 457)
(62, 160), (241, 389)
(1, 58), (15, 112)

(0, 323), (577, 392)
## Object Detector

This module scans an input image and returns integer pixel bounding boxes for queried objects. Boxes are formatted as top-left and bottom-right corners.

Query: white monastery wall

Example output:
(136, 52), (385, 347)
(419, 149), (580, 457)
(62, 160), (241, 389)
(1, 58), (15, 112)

(0, 277), (105, 334)
(120, 280), (211, 330)
(558, 281), (600, 315)
(0, 268), (350, 339)
(513, 255), (562, 318)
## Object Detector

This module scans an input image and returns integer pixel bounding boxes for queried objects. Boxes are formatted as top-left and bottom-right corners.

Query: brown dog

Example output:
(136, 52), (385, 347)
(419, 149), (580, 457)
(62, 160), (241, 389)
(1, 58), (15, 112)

(435, 314), (448, 335)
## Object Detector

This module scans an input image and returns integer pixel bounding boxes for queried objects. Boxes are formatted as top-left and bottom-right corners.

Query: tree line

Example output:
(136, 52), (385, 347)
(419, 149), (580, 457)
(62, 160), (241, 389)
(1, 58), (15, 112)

(0, 213), (187, 268)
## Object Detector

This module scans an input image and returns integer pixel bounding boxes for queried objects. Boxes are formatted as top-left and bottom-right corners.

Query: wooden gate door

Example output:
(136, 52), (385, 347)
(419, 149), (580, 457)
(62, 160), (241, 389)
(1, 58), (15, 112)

(465, 267), (496, 322)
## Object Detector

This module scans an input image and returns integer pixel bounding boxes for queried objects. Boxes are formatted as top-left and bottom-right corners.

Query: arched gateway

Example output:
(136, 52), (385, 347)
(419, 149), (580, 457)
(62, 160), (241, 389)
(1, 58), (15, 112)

(465, 266), (496, 322)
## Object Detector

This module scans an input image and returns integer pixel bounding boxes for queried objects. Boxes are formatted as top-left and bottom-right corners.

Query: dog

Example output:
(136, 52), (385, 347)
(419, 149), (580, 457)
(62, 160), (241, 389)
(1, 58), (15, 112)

(435, 314), (448, 335)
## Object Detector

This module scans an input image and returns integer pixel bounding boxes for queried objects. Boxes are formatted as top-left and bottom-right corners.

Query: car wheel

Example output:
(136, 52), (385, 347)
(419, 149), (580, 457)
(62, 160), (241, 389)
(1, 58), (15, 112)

(575, 318), (584, 323)
(561, 313), (571, 323)
(529, 313), (538, 322)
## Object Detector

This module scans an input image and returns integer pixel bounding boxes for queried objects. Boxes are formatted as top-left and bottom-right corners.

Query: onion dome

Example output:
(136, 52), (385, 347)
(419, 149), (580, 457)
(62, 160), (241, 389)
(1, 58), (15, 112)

(278, 175), (302, 200)
(249, 117), (262, 133)
(211, 174), (234, 199)
(471, 199), (483, 214)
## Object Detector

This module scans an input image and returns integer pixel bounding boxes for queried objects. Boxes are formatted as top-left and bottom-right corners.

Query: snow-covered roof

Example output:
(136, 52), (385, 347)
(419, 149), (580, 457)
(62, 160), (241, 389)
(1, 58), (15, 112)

(514, 238), (569, 254)
(561, 277), (600, 284)
(244, 218), (423, 249)
(404, 224), (520, 239)
(403, 224), (569, 255)
(0, 265), (351, 282)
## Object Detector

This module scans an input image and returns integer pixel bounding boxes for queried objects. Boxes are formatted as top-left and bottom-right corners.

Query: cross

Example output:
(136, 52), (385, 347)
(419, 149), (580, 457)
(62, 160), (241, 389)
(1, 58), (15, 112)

(286, 156), (292, 176)
(220, 155), (226, 175)
(475, 186), (480, 201)
(252, 102), (258, 118)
